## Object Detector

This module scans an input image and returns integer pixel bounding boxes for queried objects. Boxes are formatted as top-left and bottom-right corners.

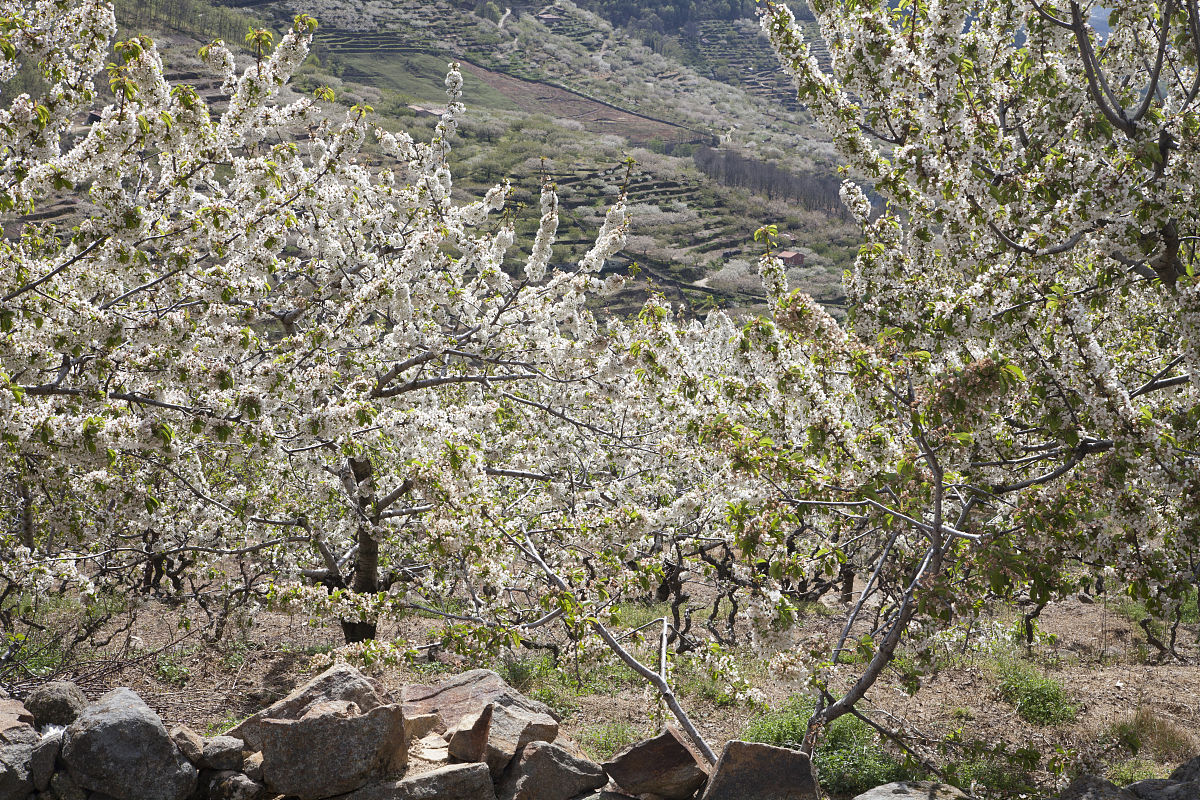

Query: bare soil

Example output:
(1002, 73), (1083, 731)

(455, 60), (703, 145)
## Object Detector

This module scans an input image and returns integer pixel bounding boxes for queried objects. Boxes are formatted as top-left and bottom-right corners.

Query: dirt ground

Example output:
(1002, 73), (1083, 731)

(6, 589), (1199, 798)
(455, 59), (703, 146)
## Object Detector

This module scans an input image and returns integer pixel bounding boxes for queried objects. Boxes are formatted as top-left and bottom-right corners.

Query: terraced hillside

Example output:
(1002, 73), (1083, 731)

(685, 18), (832, 112)
(533, 154), (853, 315)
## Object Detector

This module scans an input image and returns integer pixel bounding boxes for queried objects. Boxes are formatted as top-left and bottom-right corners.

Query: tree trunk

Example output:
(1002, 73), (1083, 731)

(341, 457), (380, 644)
(340, 522), (380, 643)
(340, 618), (377, 642)
(839, 563), (854, 604)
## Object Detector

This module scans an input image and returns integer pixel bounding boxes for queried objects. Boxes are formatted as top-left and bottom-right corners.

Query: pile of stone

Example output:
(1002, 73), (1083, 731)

(6, 665), (1196, 800)
(0, 665), (818, 800)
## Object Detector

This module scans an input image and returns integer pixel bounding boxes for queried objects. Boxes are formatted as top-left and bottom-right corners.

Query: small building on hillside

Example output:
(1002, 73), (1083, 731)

(777, 250), (805, 267)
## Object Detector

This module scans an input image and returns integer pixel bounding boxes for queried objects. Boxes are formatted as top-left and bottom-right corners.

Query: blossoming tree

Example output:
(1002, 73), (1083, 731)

(668, 0), (1200, 751)
(0, 0), (641, 652)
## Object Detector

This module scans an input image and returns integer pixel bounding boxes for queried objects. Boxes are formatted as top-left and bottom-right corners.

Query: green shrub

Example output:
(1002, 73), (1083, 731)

(944, 755), (1035, 795)
(154, 650), (191, 687)
(994, 658), (1076, 725)
(743, 697), (913, 796)
(742, 696), (809, 748)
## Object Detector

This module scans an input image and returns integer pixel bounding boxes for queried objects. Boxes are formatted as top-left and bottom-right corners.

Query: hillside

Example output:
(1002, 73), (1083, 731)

(162, 0), (860, 313)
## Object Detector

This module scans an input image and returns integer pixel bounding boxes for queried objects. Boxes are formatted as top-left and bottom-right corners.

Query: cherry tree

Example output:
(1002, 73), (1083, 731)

(0, 0), (641, 658)
(0, 0), (738, 754)
(679, 0), (1200, 751)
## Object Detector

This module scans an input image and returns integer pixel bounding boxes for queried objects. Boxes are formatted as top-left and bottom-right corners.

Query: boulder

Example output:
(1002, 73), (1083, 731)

(199, 736), (244, 771)
(852, 782), (968, 800)
(401, 669), (558, 732)
(1124, 779), (1200, 800)
(1124, 780), (1176, 800)
(228, 664), (387, 751)
(0, 698), (39, 799)
(496, 741), (607, 800)
(1158, 785), (1200, 800)
(603, 727), (710, 800)
(484, 705), (559, 776)
(168, 725), (204, 764)
(60, 688), (197, 800)
(1169, 757), (1200, 783)
(257, 701), (406, 799)
(205, 770), (267, 800)
(332, 762), (496, 800)
(699, 740), (817, 800)
(404, 714), (441, 742)
(549, 733), (590, 762)
(1057, 776), (1138, 800)
(0, 699), (35, 729)
(447, 703), (492, 763)
(30, 728), (62, 791)
(23, 682), (88, 728)
(241, 751), (263, 783)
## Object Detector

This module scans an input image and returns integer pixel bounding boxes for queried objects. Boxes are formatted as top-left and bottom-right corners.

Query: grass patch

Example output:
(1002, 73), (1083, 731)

(678, 666), (738, 707)
(944, 757), (1034, 795)
(494, 651), (631, 720)
(609, 600), (671, 631)
(205, 711), (250, 737)
(742, 697), (914, 796)
(1106, 757), (1164, 785)
(336, 51), (519, 110)
(577, 722), (643, 760)
(275, 641), (335, 657)
(1109, 707), (1197, 763)
(993, 657), (1076, 725)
